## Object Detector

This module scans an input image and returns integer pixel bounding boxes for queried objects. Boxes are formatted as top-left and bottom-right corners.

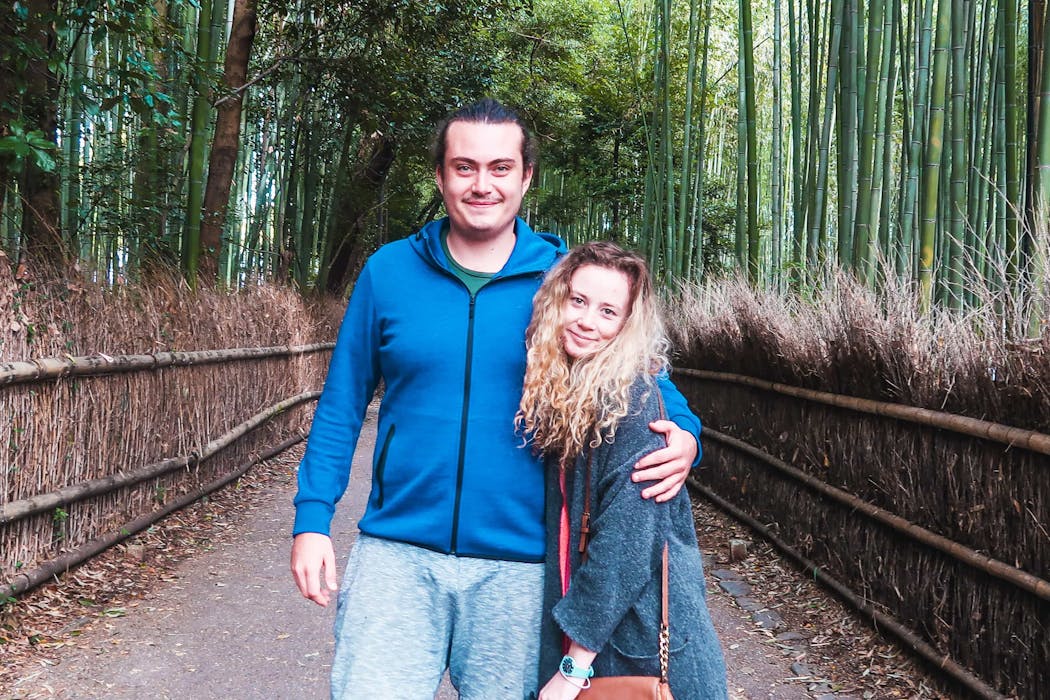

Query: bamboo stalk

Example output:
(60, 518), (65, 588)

(788, 0), (805, 279)
(810, 0), (844, 266)
(919, 0), (953, 311)
(771, 0), (783, 288)
(689, 480), (1010, 700)
(740, 0), (760, 283)
(901, 0), (935, 281)
(677, 368), (1050, 455)
(0, 343), (334, 387)
(1001, 0), (1019, 288)
(702, 426), (1050, 601)
(0, 392), (319, 525)
(182, 0), (216, 286)
(4, 432), (307, 598)
(852, 0), (886, 283)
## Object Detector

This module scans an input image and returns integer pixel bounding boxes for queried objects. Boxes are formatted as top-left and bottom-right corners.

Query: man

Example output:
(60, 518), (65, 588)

(290, 99), (701, 699)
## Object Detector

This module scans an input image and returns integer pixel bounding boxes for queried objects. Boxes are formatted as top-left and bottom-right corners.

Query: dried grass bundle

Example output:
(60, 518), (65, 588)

(1, 272), (344, 583)
(670, 270), (1050, 431)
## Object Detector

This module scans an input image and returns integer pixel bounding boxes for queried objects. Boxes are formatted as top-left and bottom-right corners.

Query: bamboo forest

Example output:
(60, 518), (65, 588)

(6, 3), (1050, 698)
(2, 0), (1047, 318)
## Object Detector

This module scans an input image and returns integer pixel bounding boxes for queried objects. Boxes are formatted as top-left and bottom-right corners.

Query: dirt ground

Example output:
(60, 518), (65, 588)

(1, 404), (951, 699)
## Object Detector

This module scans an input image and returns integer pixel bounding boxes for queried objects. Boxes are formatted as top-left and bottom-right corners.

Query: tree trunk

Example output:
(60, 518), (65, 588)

(19, 0), (63, 270)
(0, 6), (15, 230)
(321, 133), (396, 295)
(296, 105), (321, 288)
(199, 0), (257, 286)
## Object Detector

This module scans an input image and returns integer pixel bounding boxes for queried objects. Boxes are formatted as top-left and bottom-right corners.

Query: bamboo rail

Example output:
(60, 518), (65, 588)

(3, 432), (307, 598)
(0, 392), (320, 526)
(701, 426), (1050, 602)
(678, 368), (1050, 456)
(690, 480), (1009, 700)
(0, 343), (335, 388)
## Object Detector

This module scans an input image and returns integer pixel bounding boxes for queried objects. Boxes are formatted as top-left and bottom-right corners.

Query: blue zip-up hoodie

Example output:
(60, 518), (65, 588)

(293, 217), (701, 562)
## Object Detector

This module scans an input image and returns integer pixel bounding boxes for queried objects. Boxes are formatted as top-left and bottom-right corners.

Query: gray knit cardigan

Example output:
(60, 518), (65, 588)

(534, 377), (728, 699)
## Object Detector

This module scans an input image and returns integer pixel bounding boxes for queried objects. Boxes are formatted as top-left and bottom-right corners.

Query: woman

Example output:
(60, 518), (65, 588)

(517, 241), (728, 699)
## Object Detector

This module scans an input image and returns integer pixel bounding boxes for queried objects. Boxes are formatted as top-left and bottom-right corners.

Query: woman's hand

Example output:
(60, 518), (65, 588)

(538, 673), (587, 700)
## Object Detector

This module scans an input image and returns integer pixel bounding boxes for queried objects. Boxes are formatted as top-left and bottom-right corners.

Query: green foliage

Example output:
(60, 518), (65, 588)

(0, 122), (58, 174)
(698, 180), (737, 276)
(6, 0), (1035, 309)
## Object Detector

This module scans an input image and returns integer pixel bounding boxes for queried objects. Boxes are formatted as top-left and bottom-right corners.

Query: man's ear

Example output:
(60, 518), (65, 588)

(522, 164), (534, 194)
(435, 165), (445, 195)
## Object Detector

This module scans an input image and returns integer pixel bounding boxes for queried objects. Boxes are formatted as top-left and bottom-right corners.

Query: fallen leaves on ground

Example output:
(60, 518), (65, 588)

(692, 495), (953, 699)
(0, 447), (303, 695)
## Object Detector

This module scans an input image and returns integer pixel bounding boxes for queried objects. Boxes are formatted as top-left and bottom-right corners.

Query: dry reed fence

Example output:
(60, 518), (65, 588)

(0, 268), (344, 595)
(668, 275), (1049, 700)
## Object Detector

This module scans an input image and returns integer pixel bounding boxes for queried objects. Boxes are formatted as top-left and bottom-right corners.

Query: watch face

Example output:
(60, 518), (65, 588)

(560, 657), (574, 675)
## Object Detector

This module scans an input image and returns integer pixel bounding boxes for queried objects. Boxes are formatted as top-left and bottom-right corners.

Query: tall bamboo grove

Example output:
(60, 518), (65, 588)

(632, 0), (1042, 317)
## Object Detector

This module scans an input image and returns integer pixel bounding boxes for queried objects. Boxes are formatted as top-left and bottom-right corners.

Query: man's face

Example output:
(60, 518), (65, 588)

(435, 121), (534, 242)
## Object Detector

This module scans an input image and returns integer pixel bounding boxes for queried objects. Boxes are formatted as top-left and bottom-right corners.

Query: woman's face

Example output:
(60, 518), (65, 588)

(562, 264), (632, 360)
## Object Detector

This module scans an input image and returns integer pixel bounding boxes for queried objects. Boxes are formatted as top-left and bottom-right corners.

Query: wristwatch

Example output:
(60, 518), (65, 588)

(559, 655), (594, 680)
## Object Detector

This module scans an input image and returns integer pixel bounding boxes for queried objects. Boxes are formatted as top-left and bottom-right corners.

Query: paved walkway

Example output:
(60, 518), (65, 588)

(6, 404), (814, 700)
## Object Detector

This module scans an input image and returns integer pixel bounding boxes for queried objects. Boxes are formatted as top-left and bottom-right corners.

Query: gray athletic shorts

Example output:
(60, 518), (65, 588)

(330, 535), (544, 699)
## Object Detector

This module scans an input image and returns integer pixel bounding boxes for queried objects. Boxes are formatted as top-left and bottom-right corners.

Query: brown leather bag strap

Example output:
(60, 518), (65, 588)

(659, 542), (670, 682)
(656, 385), (668, 422)
(661, 543), (669, 627)
(579, 449), (594, 561)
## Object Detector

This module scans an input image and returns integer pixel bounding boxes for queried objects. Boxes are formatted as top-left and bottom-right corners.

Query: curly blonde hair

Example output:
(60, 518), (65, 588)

(516, 241), (669, 465)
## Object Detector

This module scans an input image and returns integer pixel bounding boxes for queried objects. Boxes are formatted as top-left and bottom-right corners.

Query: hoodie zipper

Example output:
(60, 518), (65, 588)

(447, 272), (543, 553)
(449, 293), (477, 553)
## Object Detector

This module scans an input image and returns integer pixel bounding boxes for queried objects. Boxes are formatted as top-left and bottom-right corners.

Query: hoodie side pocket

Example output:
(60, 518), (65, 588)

(374, 424), (396, 508)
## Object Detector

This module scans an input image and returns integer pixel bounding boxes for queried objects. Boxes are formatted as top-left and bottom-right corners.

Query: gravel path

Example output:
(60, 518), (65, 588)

(3, 404), (913, 699)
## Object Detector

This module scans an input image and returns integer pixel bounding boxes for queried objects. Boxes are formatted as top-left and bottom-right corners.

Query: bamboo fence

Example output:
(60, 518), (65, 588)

(680, 369), (1049, 699)
(690, 481), (1009, 700)
(0, 344), (333, 593)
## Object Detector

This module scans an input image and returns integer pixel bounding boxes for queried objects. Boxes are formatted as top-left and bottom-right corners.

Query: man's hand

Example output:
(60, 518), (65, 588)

(633, 420), (699, 502)
(290, 532), (338, 607)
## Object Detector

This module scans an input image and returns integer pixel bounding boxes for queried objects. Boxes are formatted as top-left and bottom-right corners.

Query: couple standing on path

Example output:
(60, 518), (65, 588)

(289, 99), (728, 699)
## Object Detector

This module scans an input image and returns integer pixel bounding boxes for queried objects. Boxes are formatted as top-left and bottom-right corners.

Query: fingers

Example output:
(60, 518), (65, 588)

(323, 547), (338, 594)
(641, 473), (686, 502)
(647, 419), (676, 441)
(290, 533), (337, 607)
(633, 421), (696, 502)
(634, 461), (687, 501)
(633, 443), (674, 471)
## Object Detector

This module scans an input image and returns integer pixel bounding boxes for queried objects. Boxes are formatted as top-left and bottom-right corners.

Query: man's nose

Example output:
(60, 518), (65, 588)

(471, 171), (491, 194)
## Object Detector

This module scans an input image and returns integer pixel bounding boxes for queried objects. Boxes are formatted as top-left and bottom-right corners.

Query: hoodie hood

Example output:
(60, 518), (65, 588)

(410, 216), (566, 278)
